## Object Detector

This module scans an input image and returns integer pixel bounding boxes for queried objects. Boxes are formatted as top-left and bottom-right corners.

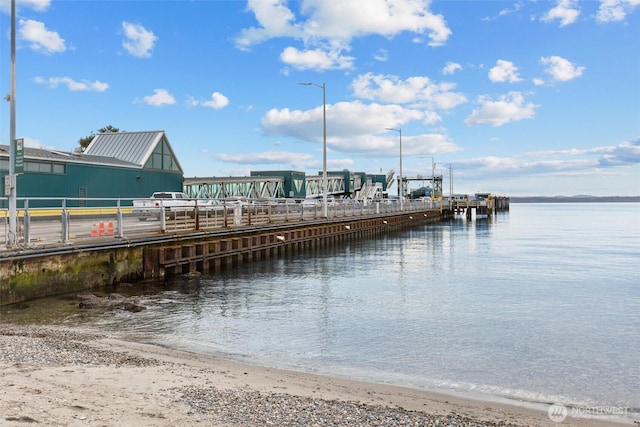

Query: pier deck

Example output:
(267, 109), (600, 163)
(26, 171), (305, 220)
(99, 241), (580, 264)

(1, 196), (508, 306)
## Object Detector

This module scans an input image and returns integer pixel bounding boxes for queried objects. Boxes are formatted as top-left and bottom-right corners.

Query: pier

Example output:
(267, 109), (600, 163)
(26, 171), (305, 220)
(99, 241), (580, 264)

(145, 211), (442, 278)
(1, 200), (459, 306)
(1, 195), (508, 306)
(451, 194), (510, 220)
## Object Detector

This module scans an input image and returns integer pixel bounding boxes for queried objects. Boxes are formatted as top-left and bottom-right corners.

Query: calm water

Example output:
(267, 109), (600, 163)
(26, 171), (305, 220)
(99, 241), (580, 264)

(4, 203), (640, 417)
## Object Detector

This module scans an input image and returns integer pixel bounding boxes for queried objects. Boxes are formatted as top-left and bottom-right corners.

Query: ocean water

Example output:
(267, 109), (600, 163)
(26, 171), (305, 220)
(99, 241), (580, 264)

(8, 203), (640, 418)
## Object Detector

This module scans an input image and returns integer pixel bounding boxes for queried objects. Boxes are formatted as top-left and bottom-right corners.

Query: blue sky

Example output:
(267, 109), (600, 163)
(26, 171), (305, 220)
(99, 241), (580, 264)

(1, 0), (639, 197)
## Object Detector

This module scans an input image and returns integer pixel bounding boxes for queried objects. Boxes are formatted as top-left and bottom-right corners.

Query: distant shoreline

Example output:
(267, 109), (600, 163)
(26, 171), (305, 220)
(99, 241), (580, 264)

(510, 196), (640, 203)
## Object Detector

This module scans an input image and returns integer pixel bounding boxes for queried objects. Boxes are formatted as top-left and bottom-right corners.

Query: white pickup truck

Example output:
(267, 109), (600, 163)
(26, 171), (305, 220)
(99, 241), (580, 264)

(133, 192), (224, 221)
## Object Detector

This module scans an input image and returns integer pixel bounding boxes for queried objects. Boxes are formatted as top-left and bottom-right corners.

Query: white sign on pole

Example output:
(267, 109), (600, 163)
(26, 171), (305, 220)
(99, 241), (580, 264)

(4, 175), (11, 196)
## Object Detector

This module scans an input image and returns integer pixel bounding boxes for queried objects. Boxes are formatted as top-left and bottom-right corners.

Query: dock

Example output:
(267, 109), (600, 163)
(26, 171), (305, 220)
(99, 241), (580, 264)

(451, 195), (510, 220)
(0, 196), (508, 306)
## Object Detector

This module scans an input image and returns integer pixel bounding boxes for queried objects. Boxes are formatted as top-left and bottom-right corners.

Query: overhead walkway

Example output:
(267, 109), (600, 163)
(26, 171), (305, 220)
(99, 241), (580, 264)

(183, 175), (349, 200)
(183, 169), (392, 200)
(183, 176), (286, 199)
(304, 174), (347, 198)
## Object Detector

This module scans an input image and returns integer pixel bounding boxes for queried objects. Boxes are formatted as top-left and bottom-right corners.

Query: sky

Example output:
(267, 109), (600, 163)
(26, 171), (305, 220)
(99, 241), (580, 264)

(0, 0), (639, 197)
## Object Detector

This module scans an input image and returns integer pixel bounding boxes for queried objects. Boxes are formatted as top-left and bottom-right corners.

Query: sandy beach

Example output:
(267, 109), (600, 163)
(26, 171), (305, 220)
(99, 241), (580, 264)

(0, 324), (631, 427)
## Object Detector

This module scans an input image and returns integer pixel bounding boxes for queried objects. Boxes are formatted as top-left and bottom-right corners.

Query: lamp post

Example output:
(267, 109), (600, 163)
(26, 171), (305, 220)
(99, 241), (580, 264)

(385, 127), (403, 211)
(7, 0), (17, 246)
(299, 82), (328, 218)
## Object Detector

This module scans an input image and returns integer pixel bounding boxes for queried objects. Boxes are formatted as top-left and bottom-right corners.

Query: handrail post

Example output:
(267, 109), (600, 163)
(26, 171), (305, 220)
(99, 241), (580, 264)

(194, 199), (200, 230)
(159, 200), (166, 232)
(116, 199), (124, 238)
(23, 199), (30, 245)
(61, 199), (69, 243)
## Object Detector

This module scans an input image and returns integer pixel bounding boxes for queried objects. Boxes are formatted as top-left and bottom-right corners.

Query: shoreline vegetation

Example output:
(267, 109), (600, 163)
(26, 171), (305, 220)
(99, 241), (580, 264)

(509, 196), (640, 203)
(0, 323), (631, 427)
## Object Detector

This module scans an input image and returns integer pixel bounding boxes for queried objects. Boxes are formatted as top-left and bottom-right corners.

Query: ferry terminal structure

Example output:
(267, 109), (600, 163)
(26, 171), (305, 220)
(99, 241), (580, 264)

(1, 130), (508, 305)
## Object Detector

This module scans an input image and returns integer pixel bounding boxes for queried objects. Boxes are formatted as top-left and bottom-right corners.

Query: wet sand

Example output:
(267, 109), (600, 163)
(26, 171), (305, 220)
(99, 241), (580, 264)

(0, 324), (631, 426)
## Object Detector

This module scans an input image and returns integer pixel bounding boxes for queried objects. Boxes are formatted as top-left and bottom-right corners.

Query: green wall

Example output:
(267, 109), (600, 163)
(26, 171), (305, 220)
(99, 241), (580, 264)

(1, 164), (183, 208)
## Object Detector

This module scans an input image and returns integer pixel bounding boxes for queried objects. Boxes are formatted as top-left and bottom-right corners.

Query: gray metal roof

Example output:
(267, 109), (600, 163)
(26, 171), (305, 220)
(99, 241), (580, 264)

(1, 130), (183, 172)
(0, 144), (139, 168)
(84, 130), (183, 172)
(84, 130), (164, 167)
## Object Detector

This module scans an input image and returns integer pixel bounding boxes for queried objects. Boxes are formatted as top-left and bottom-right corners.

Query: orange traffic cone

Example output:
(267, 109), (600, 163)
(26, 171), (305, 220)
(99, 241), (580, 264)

(98, 221), (105, 235)
(107, 221), (114, 235)
(91, 223), (98, 237)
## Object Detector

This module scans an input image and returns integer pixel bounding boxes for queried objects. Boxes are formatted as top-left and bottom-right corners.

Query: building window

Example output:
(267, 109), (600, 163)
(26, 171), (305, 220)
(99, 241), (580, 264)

(0, 159), (65, 173)
(22, 161), (65, 174)
(25, 162), (52, 173)
(144, 139), (180, 172)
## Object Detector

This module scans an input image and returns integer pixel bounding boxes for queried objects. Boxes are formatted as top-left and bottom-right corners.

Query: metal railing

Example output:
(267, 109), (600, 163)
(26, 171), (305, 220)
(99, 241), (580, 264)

(1, 196), (444, 251)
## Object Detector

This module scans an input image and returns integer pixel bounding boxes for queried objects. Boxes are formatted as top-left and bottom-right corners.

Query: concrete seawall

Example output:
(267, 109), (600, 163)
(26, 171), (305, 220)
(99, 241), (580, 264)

(1, 210), (444, 306)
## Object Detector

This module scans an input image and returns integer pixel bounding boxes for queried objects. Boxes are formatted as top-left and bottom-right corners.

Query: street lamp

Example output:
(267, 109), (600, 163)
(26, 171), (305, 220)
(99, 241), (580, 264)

(7, 0), (17, 246)
(385, 127), (403, 211)
(299, 82), (328, 218)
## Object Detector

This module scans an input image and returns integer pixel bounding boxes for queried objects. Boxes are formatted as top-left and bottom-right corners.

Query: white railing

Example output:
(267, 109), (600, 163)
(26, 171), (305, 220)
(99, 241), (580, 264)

(1, 197), (441, 251)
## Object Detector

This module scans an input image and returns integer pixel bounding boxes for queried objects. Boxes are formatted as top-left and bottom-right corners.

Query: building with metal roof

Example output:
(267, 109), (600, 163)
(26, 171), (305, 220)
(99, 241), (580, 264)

(2, 129), (403, 209)
(0, 130), (183, 208)
(84, 130), (182, 173)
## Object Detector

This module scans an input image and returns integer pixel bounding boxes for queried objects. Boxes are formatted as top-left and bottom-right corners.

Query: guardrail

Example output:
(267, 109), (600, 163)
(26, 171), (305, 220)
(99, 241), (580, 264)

(1, 196), (443, 251)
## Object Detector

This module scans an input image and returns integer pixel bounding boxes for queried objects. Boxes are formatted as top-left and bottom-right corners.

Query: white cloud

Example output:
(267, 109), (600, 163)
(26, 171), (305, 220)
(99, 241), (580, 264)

(442, 62), (462, 75)
(22, 136), (44, 149)
(0, 0), (50, 13)
(350, 73), (467, 111)
(465, 92), (538, 127)
(142, 89), (175, 107)
(215, 150), (353, 171)
(373, 49), (389, 62)
(216, 151), (313, 165)
(488, 60), (522, 83)
(18, 19), (65, 54)
(185, 97), (200, 108)
(597, 0), (640, 22)
(498, 2), (524, 17)
(201, 92), (230, 110)
(238, 0), (451, 47)
(541, 0), (580, 26)
(609, 138), (640, 165)
(121, 21), (157, 58)
(234, 0), (300, 50)
(260, 100), (461, 157)
(531, 138), (640, 167)
(280, 46), (354, 70)
(540, 55), (585, 82)
(34, 76), (108, 92)
(235, 0), (451, 71)
(482, 2), (524, 21)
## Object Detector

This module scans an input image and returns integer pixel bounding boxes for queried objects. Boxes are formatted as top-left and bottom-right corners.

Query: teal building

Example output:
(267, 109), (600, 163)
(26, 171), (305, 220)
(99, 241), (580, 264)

(0, 130), (183, 208)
